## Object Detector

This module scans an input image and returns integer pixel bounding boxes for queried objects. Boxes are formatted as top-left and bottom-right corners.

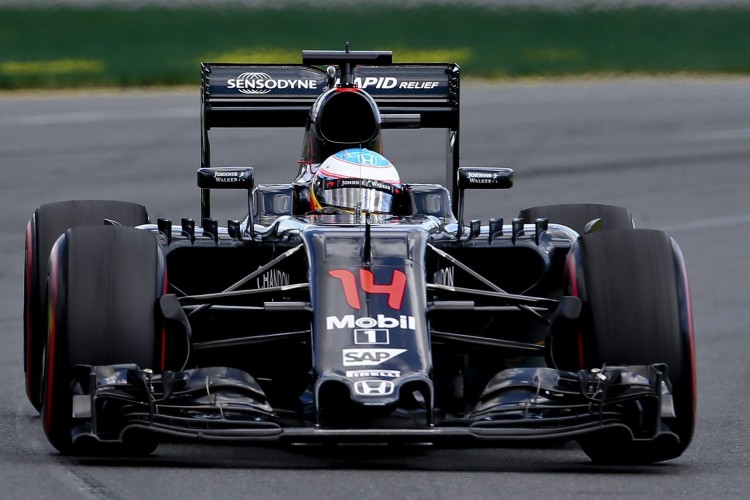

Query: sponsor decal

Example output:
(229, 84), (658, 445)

(337, 77), (398, 89)
(213, 171), (241, 183)
(353, 380), (395, 396)
(342, 348), (406, 367)
(345, 369), (401, 378)
(337, 149), (390, 166)
(336, 178), (395, 191)
(255, 269), (290, 289)
(327, 314), (416, 331)
(466, 172), (497, 184)
(227, 72), (318, 95)
(432, 266), (455, 286)
(468, 178), (494, 184)
(321, 178), (401, 197)
(328, 269), (407, 310)
(354, 328), (389, 345)
(398, 81), (440, 90)
(335, 77), (441, 90)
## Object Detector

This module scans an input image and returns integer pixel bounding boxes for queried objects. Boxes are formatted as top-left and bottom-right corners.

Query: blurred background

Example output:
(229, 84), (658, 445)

(2, 0), (750, 89)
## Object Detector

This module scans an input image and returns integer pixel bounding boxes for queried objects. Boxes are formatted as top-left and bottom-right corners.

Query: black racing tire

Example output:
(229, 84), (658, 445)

(42, 226), (165, 455)
(24, 200), (148, 412)
(519, 203), (635, 234)
(566, 229), (696, 464)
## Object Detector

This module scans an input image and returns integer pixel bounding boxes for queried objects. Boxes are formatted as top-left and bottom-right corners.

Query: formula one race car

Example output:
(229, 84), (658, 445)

(23, 48), (695, 464)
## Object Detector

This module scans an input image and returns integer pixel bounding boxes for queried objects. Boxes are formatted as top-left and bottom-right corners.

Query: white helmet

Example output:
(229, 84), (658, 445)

(311, 148), (402, 215)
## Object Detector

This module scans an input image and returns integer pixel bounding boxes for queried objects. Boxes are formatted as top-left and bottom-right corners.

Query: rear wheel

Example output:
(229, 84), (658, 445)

(519, 203), (634, 234)
(24, 200), (148, 411)
(566, 229), (695, 464)
(42, 226), (164, 455)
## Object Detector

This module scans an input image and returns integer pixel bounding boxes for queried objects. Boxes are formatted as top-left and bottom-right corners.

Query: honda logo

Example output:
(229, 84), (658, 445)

(353, 380), (395, 396)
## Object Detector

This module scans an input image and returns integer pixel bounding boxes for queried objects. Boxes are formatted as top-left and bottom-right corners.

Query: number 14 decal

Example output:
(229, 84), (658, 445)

(329, 269), (407, 310)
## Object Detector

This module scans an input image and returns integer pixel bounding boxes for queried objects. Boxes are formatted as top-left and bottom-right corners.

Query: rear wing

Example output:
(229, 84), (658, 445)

(201, 51), (461, 206)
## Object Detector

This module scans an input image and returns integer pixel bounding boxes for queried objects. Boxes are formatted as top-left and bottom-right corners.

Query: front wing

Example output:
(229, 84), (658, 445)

(68, 363), (678, 447)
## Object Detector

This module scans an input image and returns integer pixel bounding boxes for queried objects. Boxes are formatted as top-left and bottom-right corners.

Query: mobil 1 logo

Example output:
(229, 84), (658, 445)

(354, 329), (389, 345)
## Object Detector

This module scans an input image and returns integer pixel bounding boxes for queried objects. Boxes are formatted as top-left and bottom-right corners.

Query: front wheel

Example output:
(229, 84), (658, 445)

(42, 226), (165, 455)
(566, 229), (696, 464)
(24, 200), (149, 411)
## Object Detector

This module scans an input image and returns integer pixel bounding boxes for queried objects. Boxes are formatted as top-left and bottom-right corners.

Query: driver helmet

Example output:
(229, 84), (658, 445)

(310, 148), (402, 215)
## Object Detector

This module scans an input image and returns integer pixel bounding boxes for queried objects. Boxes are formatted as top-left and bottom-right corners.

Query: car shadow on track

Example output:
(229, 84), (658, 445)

(68, 442), (686, 475)
(19, 402), (686, 474)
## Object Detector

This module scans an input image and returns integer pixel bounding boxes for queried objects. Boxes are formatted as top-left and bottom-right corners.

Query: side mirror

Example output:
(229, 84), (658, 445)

(457, 167), (513, 190)
(456, 167), (513, 240)
(197, 167), (255, 239)
(197, 167), (254, 190)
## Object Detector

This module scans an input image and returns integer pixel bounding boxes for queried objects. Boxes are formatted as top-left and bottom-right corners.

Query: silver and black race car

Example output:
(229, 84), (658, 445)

(23, 48), (695, 464)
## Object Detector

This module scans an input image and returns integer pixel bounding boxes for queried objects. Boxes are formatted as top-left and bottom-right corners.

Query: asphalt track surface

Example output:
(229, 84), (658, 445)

(1, 79), (749, 499)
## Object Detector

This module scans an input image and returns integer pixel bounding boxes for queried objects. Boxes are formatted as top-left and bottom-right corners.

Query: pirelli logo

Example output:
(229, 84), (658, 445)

(345, 370), (400, 378)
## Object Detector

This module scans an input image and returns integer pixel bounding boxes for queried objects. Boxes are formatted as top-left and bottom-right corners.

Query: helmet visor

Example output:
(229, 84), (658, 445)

(315, 178), (400, 214)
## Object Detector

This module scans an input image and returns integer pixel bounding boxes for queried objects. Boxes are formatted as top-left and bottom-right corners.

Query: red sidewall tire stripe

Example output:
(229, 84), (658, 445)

(24, 220), (34, 391)
(42, 242), (61, 435)
(564, 252), (586, 369)
(672, 239), (697, 421)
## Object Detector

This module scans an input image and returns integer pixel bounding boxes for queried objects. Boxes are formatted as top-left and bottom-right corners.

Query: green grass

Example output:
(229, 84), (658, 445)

(1, 5), (750, 88)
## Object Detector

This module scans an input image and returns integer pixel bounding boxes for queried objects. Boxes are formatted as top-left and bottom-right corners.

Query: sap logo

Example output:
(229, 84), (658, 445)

(327, 314), (416, 331)
(353, 380), (395, 396)
(342, 348), (406, 367)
